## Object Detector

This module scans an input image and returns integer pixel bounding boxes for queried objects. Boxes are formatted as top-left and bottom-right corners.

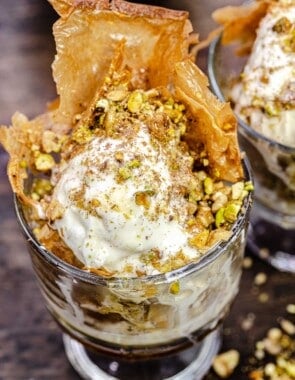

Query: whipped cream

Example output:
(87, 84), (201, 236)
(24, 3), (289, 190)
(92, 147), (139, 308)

(52, 125), (198, 275)
(231, 2), (295, 147)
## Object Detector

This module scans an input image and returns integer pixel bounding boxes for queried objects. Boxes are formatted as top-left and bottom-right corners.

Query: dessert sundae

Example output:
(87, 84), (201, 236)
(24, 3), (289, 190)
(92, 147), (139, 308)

(211, 0), (295, 219)
(208, 0), (295, 273)
(0, 0), (252, 376)
(229, 1), (295, 148)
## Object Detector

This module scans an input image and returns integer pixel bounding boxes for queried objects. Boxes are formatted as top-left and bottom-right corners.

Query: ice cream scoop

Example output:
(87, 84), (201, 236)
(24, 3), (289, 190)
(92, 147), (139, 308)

(51, 125), (198, 275)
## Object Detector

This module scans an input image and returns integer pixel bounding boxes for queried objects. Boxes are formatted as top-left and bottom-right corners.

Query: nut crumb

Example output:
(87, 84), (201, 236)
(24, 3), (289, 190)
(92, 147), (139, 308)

(243, 256), (253, 269)
(212, 349), (240, 378)
(254, 272), (267, 286)
(241, 313), (256, 331)
(258, 292), (269, 303)
(286, 304), (295, 314)
(246, 314), (295, 380)
(259, 248), (270, 259)
(279, 318), (295, 335)
(267, 327), (282, 341)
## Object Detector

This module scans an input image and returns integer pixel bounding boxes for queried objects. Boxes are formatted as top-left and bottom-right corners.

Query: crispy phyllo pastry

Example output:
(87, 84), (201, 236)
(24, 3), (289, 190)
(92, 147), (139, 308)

(212, 0), (273, 55)
(49, 0), (197, 124)
(0, 1), (247, 274)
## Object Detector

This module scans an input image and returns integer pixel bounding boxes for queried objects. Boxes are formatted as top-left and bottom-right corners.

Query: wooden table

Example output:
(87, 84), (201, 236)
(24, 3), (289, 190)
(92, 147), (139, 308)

(0, 1), (294, 379)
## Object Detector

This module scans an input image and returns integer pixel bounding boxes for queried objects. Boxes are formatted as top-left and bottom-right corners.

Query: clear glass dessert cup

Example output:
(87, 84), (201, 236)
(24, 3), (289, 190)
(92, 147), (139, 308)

(14, 161), (252, 380)
(208, 36), (295, 274)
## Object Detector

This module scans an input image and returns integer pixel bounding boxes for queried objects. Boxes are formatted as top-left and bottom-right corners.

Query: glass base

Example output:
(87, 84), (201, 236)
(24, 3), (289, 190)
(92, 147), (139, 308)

(247, 203), (295, 273)
(63, 328), (222, 380)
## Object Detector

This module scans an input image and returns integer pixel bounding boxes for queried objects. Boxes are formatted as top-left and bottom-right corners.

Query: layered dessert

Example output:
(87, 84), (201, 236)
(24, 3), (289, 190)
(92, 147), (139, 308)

(1, 0), (252, 355)
(230, 1), (295, 147)
(212, 0), (295, 219)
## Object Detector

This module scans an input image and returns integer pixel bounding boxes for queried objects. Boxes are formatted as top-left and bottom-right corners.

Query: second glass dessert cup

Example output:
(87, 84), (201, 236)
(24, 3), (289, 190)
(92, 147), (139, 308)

(14, 161), (252, 380)
(208, 36), (295, 274)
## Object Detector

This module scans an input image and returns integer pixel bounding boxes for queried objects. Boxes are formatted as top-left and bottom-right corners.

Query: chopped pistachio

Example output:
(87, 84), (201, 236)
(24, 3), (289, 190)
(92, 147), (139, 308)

(117, 167), (132, 181)
(19, 160), (27, 169)
(215, 207), (225, 227)
(33, 227), (41, 236)
(169, 281), (180, 295)
(89, 199), (101, 208)
(277, 357), (295, 377)
(252, 96), (264, 108)
(204, 177), (214, 195)
(42, 130), (63, 153)
(272, 17), (292, 34)
(189, 189), (201, 203)
(175, 103), (185, 112)
(140, 249), (160, 265)
(223, 202), (241, 223)
(32, 178), (52, 196)
(231, 181), (244, 200)
(35, 153), (55, 171)
(178, 122), (186, 136)
(212, 168), (220, 178)
(212, 192), (228, 213)
(189, 229), (209, 249)
(254, 272), (267, 286)
(31, 192), (40, 201)
(115, 151), (124, 162)
(110, 204), (120, 212)
(265, 101), (280, 117)
(243, 256), (253, 269)
(72, 125), (93, 144)
(267, 328), (282, 341)
(135, 192), (151, 209)
(127, 159), (141, 169)
(254, 349), (265, 360)
(196, 205), (214, 227)
(264, 363), (276, 376)
(127, 91), (143, 113)
(286, 304), (295, 314)
(279, 318), (295, 335)
(167, 127), (176, 138)
(283, 31), (295, 53)
(258, 292), (269, 303)
(207, 229), (231, 247)
(106, 89), (128, 102)
(164, 106), (184, 124)
(31, 143), (40, 152)
(212, 350), (240, 378)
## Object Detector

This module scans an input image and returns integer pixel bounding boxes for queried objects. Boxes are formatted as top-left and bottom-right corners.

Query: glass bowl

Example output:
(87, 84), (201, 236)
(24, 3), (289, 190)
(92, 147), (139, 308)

(14, 159), (252, 380)
(208, 35), (295, 274)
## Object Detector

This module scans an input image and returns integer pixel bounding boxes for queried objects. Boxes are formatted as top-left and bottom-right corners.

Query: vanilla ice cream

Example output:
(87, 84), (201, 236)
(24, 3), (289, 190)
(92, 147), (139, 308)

(52, 126), (198, 275)
(230, 1), (295, 147)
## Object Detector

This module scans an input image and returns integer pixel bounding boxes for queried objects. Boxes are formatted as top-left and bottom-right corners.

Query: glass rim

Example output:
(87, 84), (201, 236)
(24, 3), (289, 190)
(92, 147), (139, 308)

(208, 35), (295, 154)
(14, 158), (253, 286)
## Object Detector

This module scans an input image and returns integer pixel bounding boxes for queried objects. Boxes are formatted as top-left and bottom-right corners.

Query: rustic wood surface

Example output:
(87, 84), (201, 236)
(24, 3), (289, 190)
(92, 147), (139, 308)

(0, 1), (294, 379)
